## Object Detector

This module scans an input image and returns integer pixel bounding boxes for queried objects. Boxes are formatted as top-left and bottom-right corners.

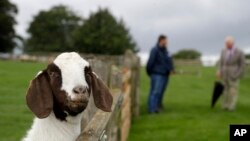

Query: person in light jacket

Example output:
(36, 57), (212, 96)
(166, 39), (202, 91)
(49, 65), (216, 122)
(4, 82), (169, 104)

(146, 35), (174, 113)
(217, 36), (245, 111)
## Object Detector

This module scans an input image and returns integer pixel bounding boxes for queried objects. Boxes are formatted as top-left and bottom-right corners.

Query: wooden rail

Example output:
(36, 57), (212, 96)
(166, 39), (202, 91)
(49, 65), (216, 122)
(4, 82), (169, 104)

(77, 91), (123, 141)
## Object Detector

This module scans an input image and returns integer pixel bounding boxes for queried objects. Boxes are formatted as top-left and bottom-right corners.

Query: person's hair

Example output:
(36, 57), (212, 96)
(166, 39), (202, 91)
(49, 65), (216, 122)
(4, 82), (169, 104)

(158, 34), (167, 43)
(225, 36), (234, 43)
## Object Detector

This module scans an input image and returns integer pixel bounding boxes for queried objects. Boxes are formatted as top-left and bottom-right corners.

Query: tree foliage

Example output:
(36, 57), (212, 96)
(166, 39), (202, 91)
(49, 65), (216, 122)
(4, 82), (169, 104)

(173, 49), (201, 60)
(25, 7), (138, 54)
(0, 0), (18, 52)
(73, 8), (138, 55)
(25, 5), (81, 52)
(246, 54), (250, 59)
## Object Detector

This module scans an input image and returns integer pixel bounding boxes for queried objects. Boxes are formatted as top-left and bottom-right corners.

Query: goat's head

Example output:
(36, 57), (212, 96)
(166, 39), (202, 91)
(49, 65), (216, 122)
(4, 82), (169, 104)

(26, 52), (113, 120)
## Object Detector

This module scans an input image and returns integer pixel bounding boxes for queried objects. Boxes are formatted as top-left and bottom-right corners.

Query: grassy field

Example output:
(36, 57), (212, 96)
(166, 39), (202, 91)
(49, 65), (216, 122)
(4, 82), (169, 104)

(0, 60), (249, 141)
(0, 60), (46, 141)
(128, 66), (250, 141)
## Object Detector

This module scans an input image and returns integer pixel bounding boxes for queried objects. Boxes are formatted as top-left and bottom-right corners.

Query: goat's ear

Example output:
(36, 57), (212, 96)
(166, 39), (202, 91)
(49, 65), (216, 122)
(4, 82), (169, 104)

(26, 71), (53, 118)
(88, 72), (113, 112)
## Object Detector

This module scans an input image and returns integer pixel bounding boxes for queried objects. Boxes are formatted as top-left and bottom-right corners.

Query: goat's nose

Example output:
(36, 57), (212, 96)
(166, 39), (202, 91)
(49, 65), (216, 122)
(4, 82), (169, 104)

(73, 85), (87, 94)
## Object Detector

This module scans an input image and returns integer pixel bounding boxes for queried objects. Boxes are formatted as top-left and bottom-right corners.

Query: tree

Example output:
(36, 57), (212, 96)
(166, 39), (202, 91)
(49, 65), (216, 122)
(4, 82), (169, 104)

(0, 0), (18, 52)
(246, 54), (250, 59)
(25, 5), (81, 52)
(173, 49), (201, 60)
(73, 8), (138, 55)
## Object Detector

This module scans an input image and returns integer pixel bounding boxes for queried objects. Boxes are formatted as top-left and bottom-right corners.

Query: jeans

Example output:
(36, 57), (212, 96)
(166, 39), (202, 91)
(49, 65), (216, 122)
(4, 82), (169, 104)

(148, 74), (169, 113)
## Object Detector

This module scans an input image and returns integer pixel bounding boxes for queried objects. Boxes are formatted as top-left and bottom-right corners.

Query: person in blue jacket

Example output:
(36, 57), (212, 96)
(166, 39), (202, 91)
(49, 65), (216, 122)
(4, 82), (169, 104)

(146, 35), (174, 113)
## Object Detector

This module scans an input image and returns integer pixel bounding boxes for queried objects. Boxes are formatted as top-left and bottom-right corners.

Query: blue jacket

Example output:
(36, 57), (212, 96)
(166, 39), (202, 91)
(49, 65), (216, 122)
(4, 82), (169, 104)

(146, 45), (174, 76)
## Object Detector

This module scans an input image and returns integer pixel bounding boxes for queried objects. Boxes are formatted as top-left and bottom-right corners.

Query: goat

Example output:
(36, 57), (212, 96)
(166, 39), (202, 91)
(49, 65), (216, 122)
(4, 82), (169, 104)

(22, 52), (113, 141)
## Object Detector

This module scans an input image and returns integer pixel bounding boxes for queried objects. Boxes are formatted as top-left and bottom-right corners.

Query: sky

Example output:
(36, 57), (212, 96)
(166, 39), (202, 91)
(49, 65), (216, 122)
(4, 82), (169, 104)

(11, 0), (250, 58)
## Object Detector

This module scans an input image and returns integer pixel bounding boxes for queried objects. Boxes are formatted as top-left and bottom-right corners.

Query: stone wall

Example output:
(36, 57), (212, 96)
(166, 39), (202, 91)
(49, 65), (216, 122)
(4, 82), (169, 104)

(174, 59), (202, 76)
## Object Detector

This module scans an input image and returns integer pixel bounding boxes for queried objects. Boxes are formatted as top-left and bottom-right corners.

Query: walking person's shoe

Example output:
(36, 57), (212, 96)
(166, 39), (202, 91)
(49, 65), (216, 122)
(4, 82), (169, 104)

(157, 105), (165, 112)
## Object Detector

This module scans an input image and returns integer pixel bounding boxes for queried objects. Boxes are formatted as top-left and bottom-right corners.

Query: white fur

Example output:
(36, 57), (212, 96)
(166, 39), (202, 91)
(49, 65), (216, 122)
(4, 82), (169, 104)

(23, 52), (90, 141)
(53, 52), (90, 100)
(35, 71), (43, 77)
(22, 112), (83, 141)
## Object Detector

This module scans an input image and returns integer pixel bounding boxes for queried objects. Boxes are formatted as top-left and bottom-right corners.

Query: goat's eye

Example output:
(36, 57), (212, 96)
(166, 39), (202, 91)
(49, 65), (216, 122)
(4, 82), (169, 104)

(49, 72), (59, 78)
(84, 67), (92, 75)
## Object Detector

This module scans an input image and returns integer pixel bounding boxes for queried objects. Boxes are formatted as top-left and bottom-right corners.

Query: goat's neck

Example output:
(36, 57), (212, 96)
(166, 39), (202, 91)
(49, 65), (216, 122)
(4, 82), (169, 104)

(45, 112), (83, 132)
(24, 112), (83, 141)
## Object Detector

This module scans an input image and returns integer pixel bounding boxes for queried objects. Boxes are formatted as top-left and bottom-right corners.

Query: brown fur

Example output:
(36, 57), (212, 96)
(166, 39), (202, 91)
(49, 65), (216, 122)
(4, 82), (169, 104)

(26, 63), (113, 121)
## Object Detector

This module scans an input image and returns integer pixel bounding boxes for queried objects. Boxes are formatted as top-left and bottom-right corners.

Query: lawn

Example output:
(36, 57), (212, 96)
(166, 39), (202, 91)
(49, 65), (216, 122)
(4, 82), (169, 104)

(0, 60), (249, 141)
(128, 66), (250, 141)
(0, 60), (46, 141)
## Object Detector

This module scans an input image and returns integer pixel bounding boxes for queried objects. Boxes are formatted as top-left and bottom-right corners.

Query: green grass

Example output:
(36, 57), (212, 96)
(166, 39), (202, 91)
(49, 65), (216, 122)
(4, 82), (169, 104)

(128, 67), (250, 141)
(0, 60), (249, 141)
(0, 60), (46, 141)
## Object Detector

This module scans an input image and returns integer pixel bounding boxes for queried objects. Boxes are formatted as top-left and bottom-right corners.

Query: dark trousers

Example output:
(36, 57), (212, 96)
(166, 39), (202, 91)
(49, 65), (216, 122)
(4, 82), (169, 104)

(148, 74), (169, 113)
